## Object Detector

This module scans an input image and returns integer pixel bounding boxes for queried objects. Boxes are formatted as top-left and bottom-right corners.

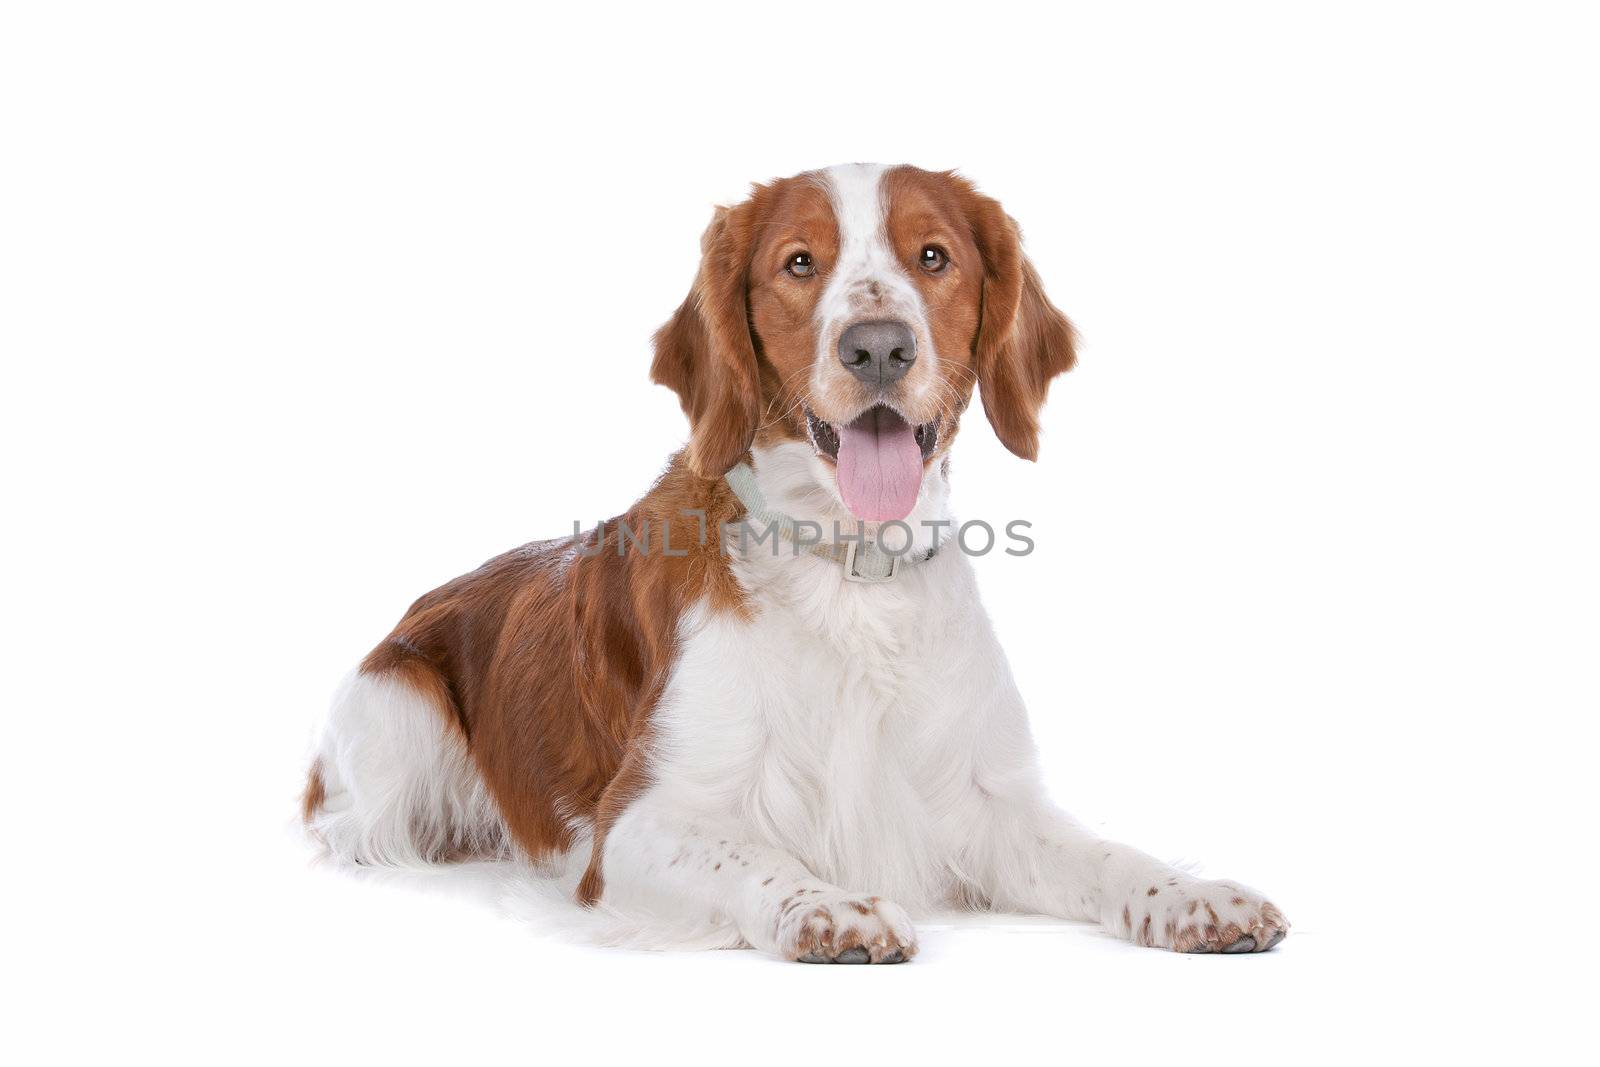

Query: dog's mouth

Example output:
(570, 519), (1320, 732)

(805, 405), (938, 522)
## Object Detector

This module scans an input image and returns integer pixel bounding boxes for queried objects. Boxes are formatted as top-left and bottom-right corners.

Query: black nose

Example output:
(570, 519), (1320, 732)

(838, 320), (916, 387)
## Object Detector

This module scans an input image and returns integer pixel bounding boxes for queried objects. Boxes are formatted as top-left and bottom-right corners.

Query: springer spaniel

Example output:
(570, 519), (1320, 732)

(303, 164), (1289, 963)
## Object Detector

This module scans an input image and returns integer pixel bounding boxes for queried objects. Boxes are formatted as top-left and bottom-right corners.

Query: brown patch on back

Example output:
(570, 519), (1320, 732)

(350, 453), (746, 899)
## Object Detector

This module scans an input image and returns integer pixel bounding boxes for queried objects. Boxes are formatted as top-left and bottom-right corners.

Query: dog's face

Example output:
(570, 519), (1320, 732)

(653, 164), (1075, 521)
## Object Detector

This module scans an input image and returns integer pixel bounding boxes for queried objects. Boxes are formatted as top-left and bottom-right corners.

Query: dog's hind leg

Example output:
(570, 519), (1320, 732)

(302, 665), (505, 866)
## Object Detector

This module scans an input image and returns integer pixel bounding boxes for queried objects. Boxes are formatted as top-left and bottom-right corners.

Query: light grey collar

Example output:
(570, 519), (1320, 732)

(724, 462), (936, 583)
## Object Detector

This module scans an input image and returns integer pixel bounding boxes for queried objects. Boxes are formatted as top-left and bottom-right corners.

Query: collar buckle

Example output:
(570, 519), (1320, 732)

(842, 540), (900, 583)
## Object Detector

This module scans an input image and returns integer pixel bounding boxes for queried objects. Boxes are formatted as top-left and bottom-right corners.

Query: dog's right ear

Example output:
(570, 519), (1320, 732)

(651, 203), (762, 479)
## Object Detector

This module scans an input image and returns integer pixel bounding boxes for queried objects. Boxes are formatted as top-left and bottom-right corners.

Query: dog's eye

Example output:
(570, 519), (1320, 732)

(919, 246), (948, 273)
(786, 252), (815, 278)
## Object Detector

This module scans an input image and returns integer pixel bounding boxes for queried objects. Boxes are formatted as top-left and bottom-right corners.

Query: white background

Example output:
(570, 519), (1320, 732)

(4, 2), (1596, 1063)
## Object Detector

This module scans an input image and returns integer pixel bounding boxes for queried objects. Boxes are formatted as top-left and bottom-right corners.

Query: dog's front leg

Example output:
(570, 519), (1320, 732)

(950, 641), (1289, 953)
(594, 795), (919, 963)
(967, 801), (1290, 953)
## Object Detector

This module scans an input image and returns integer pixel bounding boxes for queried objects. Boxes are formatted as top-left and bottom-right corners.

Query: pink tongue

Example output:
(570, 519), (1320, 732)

(835, 408), (925, 521)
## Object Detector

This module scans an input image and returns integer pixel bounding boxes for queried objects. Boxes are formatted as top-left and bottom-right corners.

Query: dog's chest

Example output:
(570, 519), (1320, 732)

(654, 558), (982, 907)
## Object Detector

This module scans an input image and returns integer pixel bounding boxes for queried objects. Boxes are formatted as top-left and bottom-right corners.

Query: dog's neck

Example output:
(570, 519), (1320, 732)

(747, 440), (954, 558)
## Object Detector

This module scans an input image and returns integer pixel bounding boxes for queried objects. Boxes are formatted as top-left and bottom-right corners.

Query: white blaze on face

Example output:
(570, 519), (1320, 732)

(812, 163), (936, 403)
(807, 164), (938, 522)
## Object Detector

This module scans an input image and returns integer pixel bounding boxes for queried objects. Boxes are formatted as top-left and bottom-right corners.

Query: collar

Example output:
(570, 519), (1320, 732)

(724, 462), (937, 583)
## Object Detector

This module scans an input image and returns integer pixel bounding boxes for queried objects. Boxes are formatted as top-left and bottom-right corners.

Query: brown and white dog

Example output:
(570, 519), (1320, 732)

(303, 164), (1288, 963)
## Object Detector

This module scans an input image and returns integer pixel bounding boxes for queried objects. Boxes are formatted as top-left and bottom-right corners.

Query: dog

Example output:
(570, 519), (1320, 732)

(303, 164), (1289, 963)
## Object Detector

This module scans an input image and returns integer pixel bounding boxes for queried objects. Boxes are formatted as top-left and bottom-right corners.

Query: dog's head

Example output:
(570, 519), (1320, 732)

(653, 164), (1075, 521)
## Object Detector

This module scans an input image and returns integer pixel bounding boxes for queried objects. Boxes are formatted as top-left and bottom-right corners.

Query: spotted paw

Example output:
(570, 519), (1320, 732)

(777, 891), (917, 964)
(1119, 877), (1289, 954)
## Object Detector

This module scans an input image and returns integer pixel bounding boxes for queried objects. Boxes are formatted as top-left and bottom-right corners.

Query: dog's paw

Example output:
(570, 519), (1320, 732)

(776, 890), (917, 964)
(1120, 878), (1289, 954)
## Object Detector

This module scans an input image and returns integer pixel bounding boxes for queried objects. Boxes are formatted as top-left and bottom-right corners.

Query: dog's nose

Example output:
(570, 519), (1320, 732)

(838, 320), (916, 387)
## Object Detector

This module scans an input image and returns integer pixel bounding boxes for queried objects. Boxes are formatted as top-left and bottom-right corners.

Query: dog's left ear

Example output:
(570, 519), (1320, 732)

(651, 202), (762, 479)
(960, 181), (1077, 461)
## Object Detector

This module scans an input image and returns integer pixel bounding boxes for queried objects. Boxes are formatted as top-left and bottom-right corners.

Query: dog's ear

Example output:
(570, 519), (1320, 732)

(651, 203), (761, 479)
(960, 182), (1077, 461)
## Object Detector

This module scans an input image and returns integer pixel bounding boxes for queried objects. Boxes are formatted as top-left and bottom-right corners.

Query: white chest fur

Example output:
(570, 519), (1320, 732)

(644, 469), (1040, 911)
